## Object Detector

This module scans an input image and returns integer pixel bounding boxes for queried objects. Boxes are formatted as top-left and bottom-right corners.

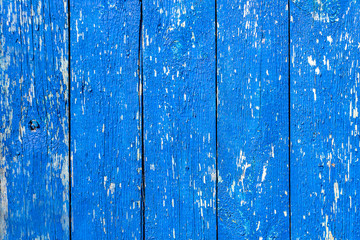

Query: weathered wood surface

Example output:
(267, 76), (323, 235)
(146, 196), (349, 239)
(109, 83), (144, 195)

(217, 0), (290, 239)
(2, 0), (360, 239)
(290, 0), (360, 239)
(0, 0), (69, 239)
(70, 0), (142, 239)
(142, 0), (217, 239)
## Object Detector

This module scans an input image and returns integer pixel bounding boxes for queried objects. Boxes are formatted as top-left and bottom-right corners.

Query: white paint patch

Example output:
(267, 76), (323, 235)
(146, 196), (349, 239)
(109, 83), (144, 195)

(323, 215), (335, 240)
(334, 182), (339, 203)
(0, 53), (10, 71)
(0, 167), (8, 239)
(261, 165), (267, 182)
(0, 73), (11, 238)
(308, 56), (316, 67)
(109, 183), (115, 195)
(60, 56), (69, 86)
(236, 150), (246, 169)
(327, 36), (333, 44)
(240, 163), (251, 191)
(210, 166), (216, 182)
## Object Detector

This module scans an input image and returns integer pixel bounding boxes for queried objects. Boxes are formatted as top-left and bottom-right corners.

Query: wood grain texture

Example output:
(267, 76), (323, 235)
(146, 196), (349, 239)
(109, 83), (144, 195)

(142, 1), (217, 239)
(290, 0), (360, 239)
(4, 0), (360, 238)
(70, 0), (142, 238)
(0, 0), (69, 239)
(217, 0), (290, 239)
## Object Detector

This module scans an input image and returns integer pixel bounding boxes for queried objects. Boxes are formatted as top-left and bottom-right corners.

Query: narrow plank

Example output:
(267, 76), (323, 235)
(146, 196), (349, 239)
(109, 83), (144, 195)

(0, 0), (69, 239)
(70, 0), (142, 238)
(142, 1), (216, 239)
(217, 0), (290, 239)
(290, 1), (360, 238)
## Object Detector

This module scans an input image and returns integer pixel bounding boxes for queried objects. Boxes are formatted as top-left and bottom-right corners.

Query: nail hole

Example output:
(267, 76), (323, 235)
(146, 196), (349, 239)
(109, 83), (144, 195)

(29, 120), (40, 131)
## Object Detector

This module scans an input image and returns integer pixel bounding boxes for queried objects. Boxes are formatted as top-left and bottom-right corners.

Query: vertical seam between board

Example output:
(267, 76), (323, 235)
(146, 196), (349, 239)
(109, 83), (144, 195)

(288, 0), (291, 239)
(215, 0), (218, 239)
(138, 1), (145, 239)
(67, 0), (72, 239)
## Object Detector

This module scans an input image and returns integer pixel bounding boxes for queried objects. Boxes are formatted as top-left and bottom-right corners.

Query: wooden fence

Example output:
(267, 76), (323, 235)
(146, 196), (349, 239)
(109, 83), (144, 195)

(1, 0), (359, 239)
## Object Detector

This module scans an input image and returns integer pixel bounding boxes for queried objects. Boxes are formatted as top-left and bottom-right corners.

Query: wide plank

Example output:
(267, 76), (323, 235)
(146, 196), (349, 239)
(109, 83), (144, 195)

(0, 0), (69, 239)
(290, 0), (360, 238)
(70, 0), (142, 238)
(217, 0), (290, 238)
(142, 1), (217, 238)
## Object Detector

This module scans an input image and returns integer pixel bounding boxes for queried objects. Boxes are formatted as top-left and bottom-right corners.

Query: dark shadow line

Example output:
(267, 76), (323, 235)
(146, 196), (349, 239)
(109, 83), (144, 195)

(67, 0), (72, 239)
(215, 0), (219, 239)
(288, 1), (292, 239)
(138, 1), (145, 239)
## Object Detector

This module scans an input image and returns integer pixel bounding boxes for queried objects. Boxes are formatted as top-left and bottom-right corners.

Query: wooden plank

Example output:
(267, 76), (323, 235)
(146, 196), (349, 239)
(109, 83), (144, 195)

(142, 1), (216, 239)
(217, 0), (290, 239)
(290, 0), (360, 238)
(70, 0), (142, 238)
(0, 0), (69, 239)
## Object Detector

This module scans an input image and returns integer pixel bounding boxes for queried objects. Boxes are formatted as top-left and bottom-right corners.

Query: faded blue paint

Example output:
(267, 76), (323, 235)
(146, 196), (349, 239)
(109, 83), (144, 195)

(291, 0), (360, 239)
(2, 0), (360, 239)
(217, 0), (290, 239)
(70, 0), (142, 239)
(0, 0), (69, 239)
(142, 0), (217, 239)
(291, 0), (352, 22)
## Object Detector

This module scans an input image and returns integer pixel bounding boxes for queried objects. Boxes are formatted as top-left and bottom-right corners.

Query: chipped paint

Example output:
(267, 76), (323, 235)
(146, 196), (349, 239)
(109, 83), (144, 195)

(218, 0), (290, 238)
(143, 0), (216, 238)
(292, 0), (352, 22)
(1, 0), (69, 238)
(291, 0), (360, 238)
(0, 166), (8, 240)
(2, 0), (360, 239)
(70, 0), (142, 239)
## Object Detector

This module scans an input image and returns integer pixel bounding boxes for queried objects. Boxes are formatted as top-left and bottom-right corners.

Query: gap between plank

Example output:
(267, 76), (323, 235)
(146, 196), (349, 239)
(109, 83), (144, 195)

(67, 0), (72, 239)
(288, 0), (292, 239)
(138, 1), (145, 239)
(215, 0), (219, 239)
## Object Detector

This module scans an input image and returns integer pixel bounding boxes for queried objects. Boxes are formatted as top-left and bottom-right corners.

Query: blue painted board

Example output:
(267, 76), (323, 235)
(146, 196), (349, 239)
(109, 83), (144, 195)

(217, 0), (290, 239)
(70, 0), (142, 238)
(4, 1), (360, 239)
(290, 0), (360, 238)
(0, 0), (69, 239)
(142, 1), (217, 239)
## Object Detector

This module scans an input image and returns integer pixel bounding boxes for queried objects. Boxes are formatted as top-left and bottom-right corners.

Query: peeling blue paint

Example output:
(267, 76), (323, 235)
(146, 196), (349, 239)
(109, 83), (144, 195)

(2, 0), (360, 239)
